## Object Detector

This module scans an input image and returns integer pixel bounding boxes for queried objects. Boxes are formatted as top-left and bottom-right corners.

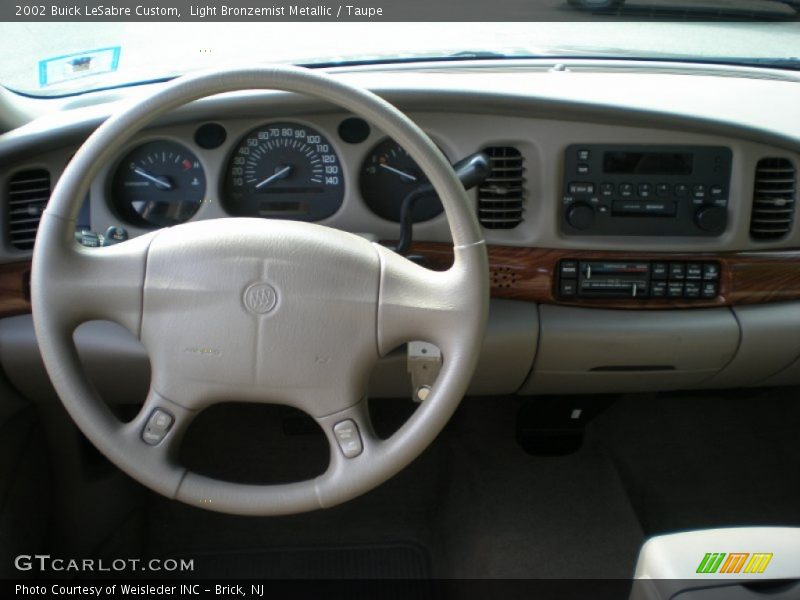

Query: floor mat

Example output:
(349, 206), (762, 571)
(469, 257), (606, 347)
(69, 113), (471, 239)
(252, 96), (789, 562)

(588, 389), (800, 536)
(172, 543), (431, 579)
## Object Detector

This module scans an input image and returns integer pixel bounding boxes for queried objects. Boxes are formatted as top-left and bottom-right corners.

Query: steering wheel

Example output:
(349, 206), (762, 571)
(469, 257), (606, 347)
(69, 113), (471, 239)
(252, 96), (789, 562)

(31, 66), (489, 516)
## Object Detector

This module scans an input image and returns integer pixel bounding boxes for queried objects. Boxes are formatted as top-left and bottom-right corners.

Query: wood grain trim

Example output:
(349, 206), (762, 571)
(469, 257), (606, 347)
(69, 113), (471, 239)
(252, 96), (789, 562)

(408, 243), (800, 309)
(3, 248), (799, 316)
(0, 261), (31, 318)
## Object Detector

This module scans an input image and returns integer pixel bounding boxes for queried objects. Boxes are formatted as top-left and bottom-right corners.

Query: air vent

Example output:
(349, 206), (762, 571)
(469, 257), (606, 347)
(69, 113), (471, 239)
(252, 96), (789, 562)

(750, 158), (796, 240)
(478, 147), (525, 229)
(6, 168), (50, 251)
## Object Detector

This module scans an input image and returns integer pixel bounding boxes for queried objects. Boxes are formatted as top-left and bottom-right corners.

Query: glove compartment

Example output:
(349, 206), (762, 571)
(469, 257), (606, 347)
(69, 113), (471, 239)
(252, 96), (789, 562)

(520, 305), (740, 395)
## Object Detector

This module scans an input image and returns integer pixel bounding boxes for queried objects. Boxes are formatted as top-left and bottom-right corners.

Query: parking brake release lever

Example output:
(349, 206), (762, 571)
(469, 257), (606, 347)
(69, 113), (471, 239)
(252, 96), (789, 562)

(394, 152), (491, 256)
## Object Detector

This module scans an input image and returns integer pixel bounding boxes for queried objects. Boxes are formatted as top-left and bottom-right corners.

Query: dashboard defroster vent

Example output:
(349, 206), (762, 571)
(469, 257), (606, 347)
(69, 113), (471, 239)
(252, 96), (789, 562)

(6, 168), (51, 251)
(478, 146), (525, 229)
(750, 158), (796, 240)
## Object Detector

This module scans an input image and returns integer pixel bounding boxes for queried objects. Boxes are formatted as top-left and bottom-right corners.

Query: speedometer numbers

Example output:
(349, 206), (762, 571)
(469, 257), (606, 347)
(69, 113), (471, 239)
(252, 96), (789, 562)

(223, 123), (345, 221)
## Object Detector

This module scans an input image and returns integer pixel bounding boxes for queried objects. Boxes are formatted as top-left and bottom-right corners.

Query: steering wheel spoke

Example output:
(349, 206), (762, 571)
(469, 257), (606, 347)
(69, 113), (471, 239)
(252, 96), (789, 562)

(375, 242), (489, 357)
(35, 214), (154, 334)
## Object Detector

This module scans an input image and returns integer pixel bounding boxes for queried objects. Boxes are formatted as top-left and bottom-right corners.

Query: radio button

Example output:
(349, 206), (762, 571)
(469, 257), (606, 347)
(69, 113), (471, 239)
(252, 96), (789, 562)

(643, 201), (677, 216)
(667, 282), (685, 298)
(692, 184), (706, 199)
(566, 203), (596, 230)
(612, 200), (643, 214)
(568, 182), (595, 195)
(684, 281), (702, 298)
(638, 183), (652, 197)
(669, 263), (686, 279)
(686, 263), (703, 280)
(694, 206), (726, 233)
(656, 183), (671, 197)
(675, 184), (689, 197)
(651, 262), (668, 280)
(600, 182), (614, 196)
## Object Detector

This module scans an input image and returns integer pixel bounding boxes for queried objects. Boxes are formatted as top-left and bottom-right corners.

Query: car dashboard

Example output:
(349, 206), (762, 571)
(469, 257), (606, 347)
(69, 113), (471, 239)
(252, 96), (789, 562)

(1, 59), (800, 403)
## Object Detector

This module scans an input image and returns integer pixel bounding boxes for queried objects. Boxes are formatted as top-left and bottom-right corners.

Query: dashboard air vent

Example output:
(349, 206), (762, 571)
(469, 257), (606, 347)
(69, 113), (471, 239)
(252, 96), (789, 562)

(750, 158), (796, 240)
(6, 169), (50, 251)
(478, 146), (525, 229)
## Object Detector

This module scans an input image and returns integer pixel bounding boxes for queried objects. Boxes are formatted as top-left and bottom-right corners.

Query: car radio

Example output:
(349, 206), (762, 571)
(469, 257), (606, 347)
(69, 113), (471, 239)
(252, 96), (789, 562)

(561, 145), (732, 237)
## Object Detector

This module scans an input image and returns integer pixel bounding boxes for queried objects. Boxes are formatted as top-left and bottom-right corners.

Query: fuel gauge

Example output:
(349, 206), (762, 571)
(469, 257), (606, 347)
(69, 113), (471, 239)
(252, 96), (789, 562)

(112, 140), (206, 228)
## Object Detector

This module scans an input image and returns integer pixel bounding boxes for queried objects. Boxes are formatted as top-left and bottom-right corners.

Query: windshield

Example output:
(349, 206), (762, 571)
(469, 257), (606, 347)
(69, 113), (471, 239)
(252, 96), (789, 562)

(1, 18), (799, 97)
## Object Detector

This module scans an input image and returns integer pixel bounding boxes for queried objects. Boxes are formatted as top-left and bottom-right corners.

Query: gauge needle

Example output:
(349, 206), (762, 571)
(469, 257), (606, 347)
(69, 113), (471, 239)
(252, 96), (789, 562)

(134, 167), (172, 190)
(255, 165), (292, 189)
(379, 163), (417, 182)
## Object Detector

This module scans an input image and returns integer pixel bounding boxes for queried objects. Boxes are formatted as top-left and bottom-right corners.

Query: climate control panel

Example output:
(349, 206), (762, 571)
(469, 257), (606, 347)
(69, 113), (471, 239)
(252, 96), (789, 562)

(561, 145), (732, 237)
(557, 259), (721, 300)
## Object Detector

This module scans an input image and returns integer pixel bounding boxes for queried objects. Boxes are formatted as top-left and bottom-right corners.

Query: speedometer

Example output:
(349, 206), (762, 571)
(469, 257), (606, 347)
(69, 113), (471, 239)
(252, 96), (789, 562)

(223, 122), (344, 221)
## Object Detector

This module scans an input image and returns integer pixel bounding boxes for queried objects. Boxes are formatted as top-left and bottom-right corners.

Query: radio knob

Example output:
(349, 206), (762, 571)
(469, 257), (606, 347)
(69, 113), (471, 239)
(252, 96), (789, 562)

(694, 206), (726, 233)
(566, 202), (596, 230)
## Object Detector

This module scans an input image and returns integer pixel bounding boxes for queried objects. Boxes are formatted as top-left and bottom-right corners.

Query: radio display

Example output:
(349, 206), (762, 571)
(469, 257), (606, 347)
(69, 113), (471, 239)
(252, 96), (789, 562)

(603, 152), (694, 175)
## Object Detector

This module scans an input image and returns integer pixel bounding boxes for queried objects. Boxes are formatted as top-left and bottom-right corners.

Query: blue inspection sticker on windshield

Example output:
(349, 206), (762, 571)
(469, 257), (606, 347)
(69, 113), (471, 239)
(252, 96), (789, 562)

(38, 47), (120, 88)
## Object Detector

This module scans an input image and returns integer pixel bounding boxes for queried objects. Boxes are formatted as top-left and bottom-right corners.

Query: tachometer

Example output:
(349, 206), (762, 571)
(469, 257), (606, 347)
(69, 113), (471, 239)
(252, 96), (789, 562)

(111, 140), (206, 228)
(223, 122), (344, 221)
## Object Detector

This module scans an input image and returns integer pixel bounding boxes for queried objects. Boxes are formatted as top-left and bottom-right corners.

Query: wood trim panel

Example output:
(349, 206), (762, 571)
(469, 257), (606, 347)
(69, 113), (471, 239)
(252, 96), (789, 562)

(409, 243), (800, 309)
(2, 248), (799, 316)
(0, 261), (31, 318)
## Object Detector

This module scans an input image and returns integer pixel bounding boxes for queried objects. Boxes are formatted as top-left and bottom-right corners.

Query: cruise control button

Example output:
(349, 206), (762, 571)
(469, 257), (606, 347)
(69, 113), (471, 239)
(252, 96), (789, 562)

(142, 409), (174, 446)
(333, 419), (363, 458)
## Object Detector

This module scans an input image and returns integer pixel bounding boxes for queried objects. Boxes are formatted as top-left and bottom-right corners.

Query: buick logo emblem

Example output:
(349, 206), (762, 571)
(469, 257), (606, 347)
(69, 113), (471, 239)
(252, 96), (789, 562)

(243, 282), (278, 315)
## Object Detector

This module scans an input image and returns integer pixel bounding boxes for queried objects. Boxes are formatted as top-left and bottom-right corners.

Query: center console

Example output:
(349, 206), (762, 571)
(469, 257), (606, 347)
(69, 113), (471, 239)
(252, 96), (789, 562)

(561, 144), (732, 236)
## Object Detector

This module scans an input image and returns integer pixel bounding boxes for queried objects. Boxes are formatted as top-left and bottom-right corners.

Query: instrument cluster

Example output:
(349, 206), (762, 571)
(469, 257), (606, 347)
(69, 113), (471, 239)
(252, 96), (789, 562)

(107, 117), (448, 229)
